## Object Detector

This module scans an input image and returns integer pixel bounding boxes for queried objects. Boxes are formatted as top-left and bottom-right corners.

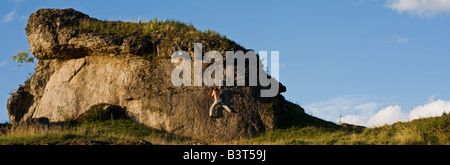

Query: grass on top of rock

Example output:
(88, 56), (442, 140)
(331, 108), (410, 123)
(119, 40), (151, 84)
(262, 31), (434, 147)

(74, 18), (199, 39)
(71, 18), (244, 58)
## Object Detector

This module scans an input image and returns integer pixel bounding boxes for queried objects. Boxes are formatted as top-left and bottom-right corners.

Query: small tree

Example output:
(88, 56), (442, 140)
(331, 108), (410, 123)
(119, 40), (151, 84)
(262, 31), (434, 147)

(11, 49), (35, 67)
(10, 49), (36, 90)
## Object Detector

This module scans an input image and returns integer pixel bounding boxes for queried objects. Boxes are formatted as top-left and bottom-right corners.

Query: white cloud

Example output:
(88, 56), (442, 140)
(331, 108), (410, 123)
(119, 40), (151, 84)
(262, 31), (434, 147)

(352, 0), (378, 6)
(367, 105), (409, 127)
(0, 60), (8, 67)
(306, 95), (450, 128)
(386, 0), (450, 17)
(1, 10), (17, 23)
(352, 0), (366, 6)
(305, 95), (382, 122)
(338, 115), (369, 126)
(7, 0), (25, 3)
(409, 99), (450, 120)
(393, 34), (410, 43)
(427, 94), (438, 103)
(354, 102), (378, 111)
(337, 99), (450, 127)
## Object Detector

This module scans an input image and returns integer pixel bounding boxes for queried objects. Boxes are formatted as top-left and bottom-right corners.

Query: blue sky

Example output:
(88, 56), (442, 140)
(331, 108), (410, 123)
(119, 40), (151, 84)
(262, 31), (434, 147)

(1, 0), (450, 126)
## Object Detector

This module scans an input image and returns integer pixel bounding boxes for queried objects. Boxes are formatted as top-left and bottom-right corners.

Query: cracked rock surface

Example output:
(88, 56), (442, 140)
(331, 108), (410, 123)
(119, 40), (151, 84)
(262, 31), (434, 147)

(7, 8), (298, 142)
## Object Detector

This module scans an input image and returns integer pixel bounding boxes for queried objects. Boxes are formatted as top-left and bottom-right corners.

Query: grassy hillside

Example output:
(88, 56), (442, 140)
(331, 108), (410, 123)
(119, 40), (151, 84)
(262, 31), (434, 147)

(0, 103), (448, 145)
(0, 119), (189, 145)
(0, 104), (190, 145)
(230, 110), (449, 145)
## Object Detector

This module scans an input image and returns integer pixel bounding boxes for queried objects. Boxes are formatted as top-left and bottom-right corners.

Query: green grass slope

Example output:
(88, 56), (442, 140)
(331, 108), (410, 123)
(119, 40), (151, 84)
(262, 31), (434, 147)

(230, 104), (449, 145)
(1, 102), (447, 145)
(0, 119), (186, 145)
(0, 104), (190, 145)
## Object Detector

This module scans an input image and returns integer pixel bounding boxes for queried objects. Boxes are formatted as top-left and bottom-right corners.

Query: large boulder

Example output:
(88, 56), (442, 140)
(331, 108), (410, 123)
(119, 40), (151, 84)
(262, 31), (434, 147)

(7, 8), (302, 142)
(7, 86), (34, 123)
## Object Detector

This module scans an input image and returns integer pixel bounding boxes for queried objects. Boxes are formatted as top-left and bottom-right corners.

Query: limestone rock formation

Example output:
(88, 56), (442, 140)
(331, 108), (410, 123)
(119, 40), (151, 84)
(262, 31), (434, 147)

(7, 8), (303, 142)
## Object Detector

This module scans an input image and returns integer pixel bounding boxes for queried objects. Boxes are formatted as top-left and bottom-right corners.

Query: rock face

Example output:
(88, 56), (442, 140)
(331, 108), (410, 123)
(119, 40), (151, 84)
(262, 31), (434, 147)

(7, 8), (303, 142)
(7, 86), (34, 123)
(11, 117), (50, 131)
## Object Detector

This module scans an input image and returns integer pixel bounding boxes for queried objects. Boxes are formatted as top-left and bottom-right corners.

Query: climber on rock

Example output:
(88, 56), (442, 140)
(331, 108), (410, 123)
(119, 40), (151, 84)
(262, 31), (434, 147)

(209, 86), (235, 118)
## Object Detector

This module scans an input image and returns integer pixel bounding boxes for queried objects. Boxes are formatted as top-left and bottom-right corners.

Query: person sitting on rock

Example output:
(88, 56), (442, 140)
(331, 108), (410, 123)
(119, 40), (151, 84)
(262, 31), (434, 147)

(209, 86), (235, 118)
